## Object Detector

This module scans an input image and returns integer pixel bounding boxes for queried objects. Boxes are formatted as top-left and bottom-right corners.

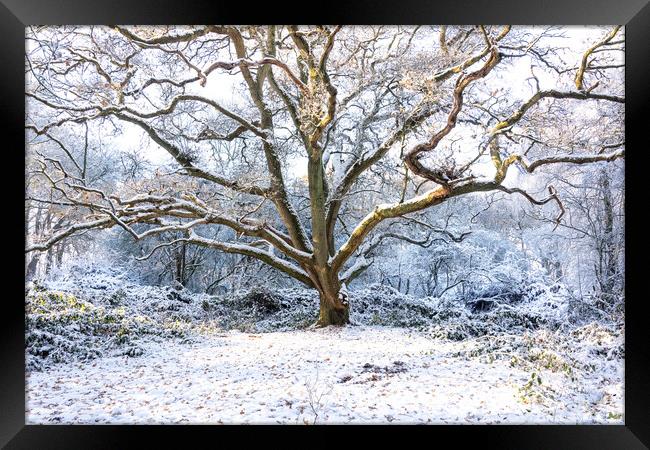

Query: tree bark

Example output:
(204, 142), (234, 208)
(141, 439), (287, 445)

(598, 169), (619, 303)
(25, 254), (40, 281)
(313, 276), (350, 327)
(315, 296), (350, 327)
(175, 240), (187, 287)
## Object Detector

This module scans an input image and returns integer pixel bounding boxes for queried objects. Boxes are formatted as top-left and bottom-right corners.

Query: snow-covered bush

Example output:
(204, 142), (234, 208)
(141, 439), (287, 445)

(26, 265), (206, 370)
(26, 289), (157, 370)
(25, 262), (590, 371)
(203, 288), (319, 332)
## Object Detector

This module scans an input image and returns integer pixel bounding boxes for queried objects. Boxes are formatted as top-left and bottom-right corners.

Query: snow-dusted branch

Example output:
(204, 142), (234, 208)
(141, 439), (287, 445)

(341, 230), (446, 284)
(400, 216), (472, 243)
(26, 217), (114, 253)
(111, 112), (270, 197)
(113, 25), (227, 45)
(26, 187), (313, 268)
(184, 231), (313, 286)
(27, 92), (267, 138)
(493, 149), (625, 184)
(497, 185), (565, 230)
(332, 184), (454, 273)
(404, 39), (501, 185)
(575, 26), (621, 90)
(204, 57), (307, 92)
(490, 89), (624, 138)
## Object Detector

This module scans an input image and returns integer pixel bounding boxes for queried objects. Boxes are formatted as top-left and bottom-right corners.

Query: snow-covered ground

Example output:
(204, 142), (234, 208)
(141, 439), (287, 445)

(26, 326), (623, 424)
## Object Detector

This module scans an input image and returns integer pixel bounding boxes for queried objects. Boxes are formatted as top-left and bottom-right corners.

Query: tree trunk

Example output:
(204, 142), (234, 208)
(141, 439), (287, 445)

(26, 254), (40, 281)
(598, 169), (619, 303)
(56, 242), (65, 268)
(313, 278), (350, 327)
(315, 295), (350, 327)
(174, 241), (187, 287)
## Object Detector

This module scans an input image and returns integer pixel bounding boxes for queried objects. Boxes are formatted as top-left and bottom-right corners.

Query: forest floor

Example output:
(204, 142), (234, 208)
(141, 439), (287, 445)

(26, 325), (623, 424)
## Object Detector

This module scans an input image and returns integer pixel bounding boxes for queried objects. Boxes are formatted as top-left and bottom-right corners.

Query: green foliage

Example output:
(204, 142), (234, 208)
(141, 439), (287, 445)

(518, 372), (549, 405)
(25, 288), (185, 371)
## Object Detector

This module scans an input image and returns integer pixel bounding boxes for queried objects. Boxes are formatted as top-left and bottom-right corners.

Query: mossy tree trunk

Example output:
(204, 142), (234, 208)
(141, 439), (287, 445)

(311, 272), (350, 327)
(316, 298), (350, 327)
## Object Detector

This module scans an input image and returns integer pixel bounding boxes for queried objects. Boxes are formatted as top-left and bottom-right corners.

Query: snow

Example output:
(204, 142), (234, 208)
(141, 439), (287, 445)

(26, 325), (623, 424)
(25, 266), (623, 424)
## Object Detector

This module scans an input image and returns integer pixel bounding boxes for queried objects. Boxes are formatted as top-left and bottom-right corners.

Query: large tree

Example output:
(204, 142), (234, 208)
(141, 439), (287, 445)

(25, 25), (624, 326)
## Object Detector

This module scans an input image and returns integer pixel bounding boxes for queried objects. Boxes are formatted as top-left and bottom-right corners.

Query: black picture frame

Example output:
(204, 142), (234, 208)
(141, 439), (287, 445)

(2, 1), (648, 448)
